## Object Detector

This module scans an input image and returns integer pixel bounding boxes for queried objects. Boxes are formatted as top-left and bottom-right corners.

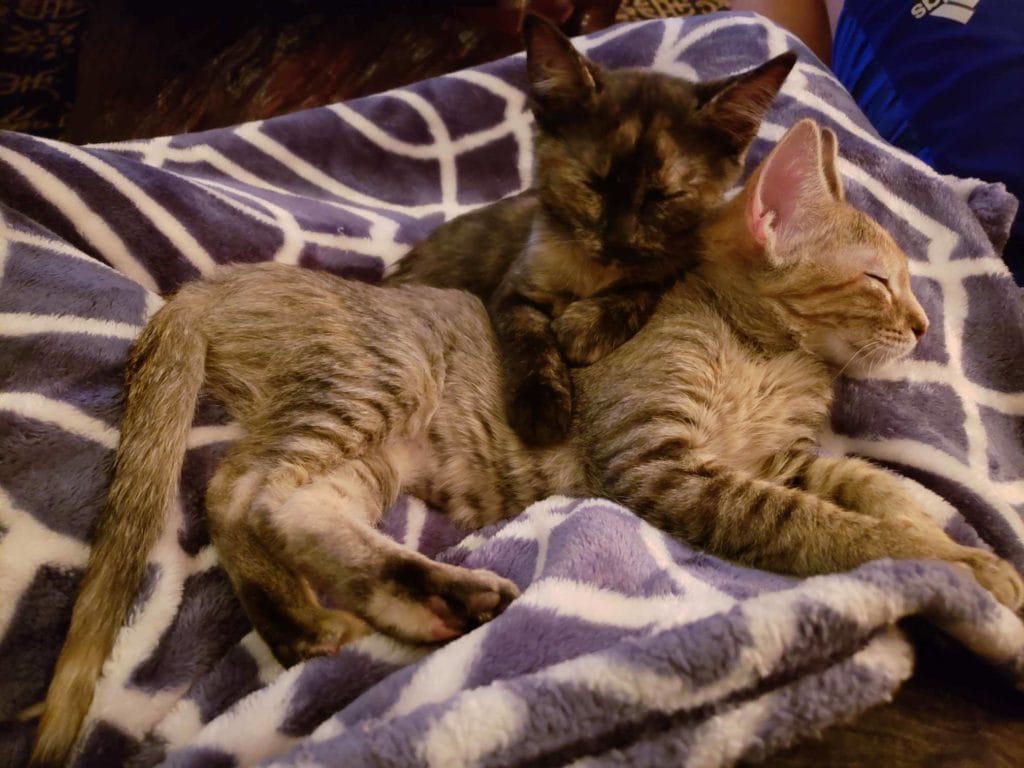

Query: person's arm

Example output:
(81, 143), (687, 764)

(728, 0), (836, 64)
(825, 0), (845, 33)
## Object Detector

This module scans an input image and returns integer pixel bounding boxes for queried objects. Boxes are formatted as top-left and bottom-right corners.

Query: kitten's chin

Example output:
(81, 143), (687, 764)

(807, 334), (911, 374)
(601, 244), (669, 265)
(822, 341), (863, 372)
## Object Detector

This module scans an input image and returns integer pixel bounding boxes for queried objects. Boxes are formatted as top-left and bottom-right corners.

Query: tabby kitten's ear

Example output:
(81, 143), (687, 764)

(697, 51), (798, 151)
(747, 118), (839, 256)
(523, 13), (601, 119)
(820, 126), (846, 201)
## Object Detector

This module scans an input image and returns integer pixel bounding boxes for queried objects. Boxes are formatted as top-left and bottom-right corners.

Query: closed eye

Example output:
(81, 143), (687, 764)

(644, 188), (688, 205)
(865, 272), (890, 287)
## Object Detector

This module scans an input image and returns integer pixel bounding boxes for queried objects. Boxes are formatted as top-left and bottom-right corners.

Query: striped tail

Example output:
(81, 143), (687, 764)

(30, 289), (209, 767)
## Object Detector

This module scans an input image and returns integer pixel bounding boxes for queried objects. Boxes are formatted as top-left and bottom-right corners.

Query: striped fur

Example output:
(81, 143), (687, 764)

(30, 298), (209, 768)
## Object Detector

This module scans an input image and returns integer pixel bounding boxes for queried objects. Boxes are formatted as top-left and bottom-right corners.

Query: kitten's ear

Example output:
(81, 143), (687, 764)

(523, 14), (600, 115)
(698, 51), (797, 152)
(820, 127), (846, 201)
(747, 119), (840, 253)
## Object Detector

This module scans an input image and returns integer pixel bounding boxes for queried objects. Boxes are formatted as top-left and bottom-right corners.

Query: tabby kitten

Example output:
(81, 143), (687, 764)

(32, 121), (1022, 768)
(388, 15), (796, 447)
(570, 119), (1021, 596)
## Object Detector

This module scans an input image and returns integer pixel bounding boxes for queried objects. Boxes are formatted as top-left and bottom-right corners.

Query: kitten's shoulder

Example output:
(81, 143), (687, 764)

(388, 191), (538, 295)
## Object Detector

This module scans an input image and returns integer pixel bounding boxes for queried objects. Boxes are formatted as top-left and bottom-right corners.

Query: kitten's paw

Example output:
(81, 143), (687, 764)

(369, 560), (520, 643)
(553, 299), (643, 366)
(954, 549), (1024, 611)
(423, 567), (521, 638)
(552, 302), (611, 366)
(271, 609), (371, 666)
(507, 369), (574, 447)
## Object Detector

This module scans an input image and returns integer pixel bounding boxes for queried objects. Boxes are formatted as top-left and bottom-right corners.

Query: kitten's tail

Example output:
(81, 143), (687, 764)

(30, 285), (212, 768)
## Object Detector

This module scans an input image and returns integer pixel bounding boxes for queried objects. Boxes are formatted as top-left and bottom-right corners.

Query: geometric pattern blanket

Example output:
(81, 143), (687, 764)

(2, 12), (1023, 768)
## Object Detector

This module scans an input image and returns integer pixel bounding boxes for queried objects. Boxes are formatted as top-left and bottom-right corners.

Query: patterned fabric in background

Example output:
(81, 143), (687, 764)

(0, 0), (88, 137)
(617, 0), (727, 22)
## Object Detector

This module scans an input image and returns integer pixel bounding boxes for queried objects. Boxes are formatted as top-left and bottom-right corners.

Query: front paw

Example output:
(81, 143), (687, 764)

(507, 368), (573, 447)
(954, 548), (1024, 611)
(552, 303), (619, 366)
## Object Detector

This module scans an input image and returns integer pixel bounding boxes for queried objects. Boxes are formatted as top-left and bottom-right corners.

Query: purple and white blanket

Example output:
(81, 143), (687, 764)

(2, 12), (1024, 768)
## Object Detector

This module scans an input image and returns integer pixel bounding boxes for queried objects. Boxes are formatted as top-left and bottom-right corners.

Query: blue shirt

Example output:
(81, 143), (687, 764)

(832, 0), (1024, 281)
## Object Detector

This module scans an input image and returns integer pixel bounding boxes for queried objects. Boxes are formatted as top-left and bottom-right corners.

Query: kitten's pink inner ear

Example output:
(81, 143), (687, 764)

(820, 127), (845, 201)
(747, 183), (775, 246)
(749, 120), (823, 248)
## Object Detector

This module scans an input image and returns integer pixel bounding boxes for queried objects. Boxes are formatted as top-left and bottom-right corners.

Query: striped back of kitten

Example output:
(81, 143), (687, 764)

(573, 119), (1022, 603)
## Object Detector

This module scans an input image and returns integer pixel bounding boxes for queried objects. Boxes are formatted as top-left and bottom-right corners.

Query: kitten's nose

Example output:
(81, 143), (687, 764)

(911, 314), (928, 339)
(608, 215), (638, 244)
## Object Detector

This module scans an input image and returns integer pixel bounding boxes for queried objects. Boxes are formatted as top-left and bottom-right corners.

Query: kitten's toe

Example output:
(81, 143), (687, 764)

(423, 567), (520, 635)
(552, 313), (606, 366)
(955, 549), (1024, 611)
(367, 560), (520, 643)
(271, 609), (371, 666)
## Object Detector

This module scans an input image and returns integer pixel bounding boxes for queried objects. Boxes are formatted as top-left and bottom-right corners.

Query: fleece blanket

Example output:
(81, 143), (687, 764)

(2, 12), (1024, 768)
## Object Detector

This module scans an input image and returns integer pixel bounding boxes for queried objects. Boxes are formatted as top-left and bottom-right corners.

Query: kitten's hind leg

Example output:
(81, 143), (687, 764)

(218, 522), (370, 666)
(253, 456), (520, 644)
(782, 453), (1024, 610)
(209, 461), (371, 666)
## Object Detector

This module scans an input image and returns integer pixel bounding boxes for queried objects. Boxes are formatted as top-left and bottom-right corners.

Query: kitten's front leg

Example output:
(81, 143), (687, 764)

(552, 283), (665, 366)
(490, 278), (573, 447)
(783, 453), (1024, 609)
(608, 457), (1024, 610)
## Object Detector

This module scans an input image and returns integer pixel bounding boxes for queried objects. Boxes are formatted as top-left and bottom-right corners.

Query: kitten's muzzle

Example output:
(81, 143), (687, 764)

(602, 243), (671, 265)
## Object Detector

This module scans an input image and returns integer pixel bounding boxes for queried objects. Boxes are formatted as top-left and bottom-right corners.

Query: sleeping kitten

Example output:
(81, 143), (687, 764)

(569, 119), (1016, 589)
(388, 15), (796, 447)
(31, 120), (1023, 768)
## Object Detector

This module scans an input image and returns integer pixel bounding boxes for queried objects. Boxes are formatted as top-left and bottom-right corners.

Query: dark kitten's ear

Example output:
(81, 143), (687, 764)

(523, 14), (600, 116)
(820, 127), (846, 201)
(697, 51), (797, 151)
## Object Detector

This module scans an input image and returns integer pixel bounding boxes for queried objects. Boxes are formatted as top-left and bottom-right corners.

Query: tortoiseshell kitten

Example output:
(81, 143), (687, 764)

(388, 15), (796, 447)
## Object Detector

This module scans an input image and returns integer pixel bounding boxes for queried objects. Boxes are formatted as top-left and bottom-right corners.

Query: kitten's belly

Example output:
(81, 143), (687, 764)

(386, 356), (585, 529)
(395, 423), (581, 529)
(384, 433), (438, 493)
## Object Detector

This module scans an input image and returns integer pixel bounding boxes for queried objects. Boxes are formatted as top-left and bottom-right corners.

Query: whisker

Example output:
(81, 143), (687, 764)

(831, 340), (884, 384)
